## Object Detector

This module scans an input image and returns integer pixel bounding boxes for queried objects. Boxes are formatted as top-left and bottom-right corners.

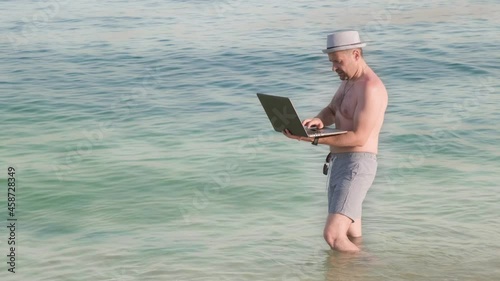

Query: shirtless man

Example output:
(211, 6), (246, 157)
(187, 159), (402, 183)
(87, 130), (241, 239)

(284, 30), (388, 252)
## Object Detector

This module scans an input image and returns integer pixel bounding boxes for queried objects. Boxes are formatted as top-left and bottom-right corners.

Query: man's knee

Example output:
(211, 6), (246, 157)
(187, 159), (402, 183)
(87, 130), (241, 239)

(324, 213), (354, 247)
(323, 233), (334, 248)
(323, 229), (339, 248)
(324, 231), (352, 250)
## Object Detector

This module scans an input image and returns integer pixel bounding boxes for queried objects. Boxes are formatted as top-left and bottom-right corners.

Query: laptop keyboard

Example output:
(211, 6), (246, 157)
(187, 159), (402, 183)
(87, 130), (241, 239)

(306, 128), (322, 136)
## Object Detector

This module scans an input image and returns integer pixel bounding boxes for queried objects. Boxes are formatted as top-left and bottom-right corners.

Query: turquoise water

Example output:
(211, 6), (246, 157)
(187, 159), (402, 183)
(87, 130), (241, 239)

(1, 0), (499, 280)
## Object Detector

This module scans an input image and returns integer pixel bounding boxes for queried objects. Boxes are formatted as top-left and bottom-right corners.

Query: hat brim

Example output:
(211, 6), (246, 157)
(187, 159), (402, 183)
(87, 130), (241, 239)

(322, 43), (366, 54)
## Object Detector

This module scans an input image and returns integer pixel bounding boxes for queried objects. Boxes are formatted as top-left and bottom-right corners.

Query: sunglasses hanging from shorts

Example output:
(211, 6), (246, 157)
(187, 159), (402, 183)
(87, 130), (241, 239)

(323, 152), (333, 175)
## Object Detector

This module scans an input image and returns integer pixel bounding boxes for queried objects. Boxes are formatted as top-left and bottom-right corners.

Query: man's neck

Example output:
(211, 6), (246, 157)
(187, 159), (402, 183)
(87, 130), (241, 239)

(349, 61), (367, 81)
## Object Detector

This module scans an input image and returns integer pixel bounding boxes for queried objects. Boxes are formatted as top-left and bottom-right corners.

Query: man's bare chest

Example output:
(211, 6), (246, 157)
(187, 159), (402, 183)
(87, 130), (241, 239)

(333, 91), (357, 120)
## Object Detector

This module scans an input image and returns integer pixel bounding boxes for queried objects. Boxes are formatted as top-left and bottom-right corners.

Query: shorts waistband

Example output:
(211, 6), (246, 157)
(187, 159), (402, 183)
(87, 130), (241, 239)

(329, 152), (377, 160)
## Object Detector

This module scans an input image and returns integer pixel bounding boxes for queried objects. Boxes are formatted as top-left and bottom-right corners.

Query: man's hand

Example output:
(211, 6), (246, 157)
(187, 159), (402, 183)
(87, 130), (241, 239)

(282, 129), (313, 142)
(302, 118), (324, 129)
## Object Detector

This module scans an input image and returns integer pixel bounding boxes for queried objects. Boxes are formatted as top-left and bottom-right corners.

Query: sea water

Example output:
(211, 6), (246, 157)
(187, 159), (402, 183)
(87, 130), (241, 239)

(1, 0), (499, 280)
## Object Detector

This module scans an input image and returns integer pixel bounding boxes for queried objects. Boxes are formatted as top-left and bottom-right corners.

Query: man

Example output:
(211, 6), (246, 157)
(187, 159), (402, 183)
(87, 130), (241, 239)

(283, 30), (388, 252)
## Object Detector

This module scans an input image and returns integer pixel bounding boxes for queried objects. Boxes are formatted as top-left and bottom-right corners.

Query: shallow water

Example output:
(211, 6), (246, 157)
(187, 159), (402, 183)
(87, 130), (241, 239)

(1, 0), (499, 280)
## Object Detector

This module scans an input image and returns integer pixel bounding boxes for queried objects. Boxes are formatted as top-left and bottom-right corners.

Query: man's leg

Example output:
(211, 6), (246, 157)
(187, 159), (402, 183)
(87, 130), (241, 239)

(347, 220), (363, 250)
(323, 213), (360, 252)
(325, 153), (377, 252)
(347, 219), (362, 238)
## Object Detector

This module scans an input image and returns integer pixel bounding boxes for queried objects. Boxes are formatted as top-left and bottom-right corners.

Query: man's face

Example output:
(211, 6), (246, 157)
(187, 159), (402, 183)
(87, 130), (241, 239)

(328, 50), (353, 81)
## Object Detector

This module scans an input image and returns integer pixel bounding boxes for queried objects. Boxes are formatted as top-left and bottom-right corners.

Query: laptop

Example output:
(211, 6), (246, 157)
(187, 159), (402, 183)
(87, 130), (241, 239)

(256, 93), (347, 137)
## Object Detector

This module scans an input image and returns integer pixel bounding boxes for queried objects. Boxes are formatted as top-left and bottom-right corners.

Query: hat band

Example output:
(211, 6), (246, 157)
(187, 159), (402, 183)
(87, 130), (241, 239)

(327, 42), (363, 49)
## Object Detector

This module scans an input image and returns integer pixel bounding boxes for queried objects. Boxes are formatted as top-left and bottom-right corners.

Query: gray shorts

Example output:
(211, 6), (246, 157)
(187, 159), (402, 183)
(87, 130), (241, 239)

(326, 152), (378, 222)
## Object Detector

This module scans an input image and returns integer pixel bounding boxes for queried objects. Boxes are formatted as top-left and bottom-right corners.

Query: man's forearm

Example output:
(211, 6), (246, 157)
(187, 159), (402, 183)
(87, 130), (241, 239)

(317, 131), (363, 147)
(315, 107), (335, 126)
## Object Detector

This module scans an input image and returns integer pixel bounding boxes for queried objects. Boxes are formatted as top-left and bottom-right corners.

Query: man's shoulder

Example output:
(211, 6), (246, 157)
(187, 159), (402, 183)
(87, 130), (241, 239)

(364, 73), (386, 94)
(358, 74), (387, 107)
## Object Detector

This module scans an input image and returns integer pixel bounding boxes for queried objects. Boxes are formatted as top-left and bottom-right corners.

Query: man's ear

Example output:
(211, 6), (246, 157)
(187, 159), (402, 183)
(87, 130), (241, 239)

(353, 49), (361, 61)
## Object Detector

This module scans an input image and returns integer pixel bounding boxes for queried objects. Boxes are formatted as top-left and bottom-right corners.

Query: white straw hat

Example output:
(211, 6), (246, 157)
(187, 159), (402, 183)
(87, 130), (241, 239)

(322, 30), (366, 53)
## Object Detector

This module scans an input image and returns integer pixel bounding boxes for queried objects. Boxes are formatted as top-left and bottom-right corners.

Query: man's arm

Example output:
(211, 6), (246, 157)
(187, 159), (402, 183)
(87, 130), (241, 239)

(318, 85), (384, 147)
(315, 104), (335, 127)
(303, 96), (336, 128)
